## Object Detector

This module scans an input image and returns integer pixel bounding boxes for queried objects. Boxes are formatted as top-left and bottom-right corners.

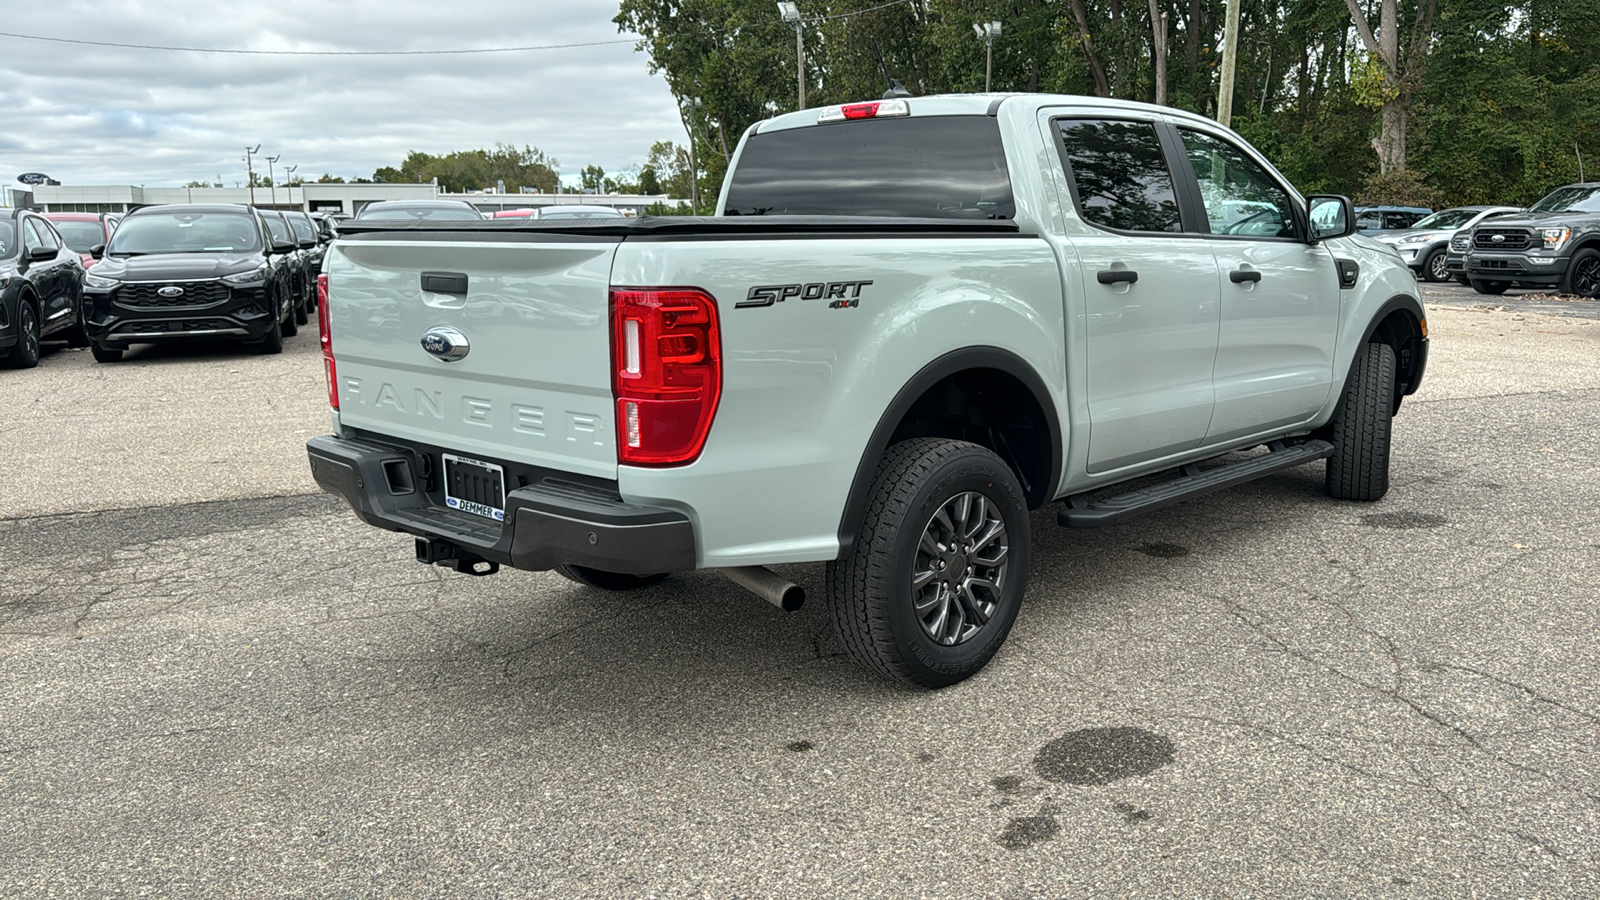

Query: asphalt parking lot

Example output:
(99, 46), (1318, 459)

(3, 291), (1599, 897)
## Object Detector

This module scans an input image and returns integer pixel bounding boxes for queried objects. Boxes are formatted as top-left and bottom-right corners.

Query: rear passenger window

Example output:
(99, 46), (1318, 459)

(1056, 119), (1182, 234)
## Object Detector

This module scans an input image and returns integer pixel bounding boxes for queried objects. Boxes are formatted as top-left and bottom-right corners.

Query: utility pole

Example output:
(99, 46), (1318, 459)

(1217, 0), (1240, 126)
(244, 145), (261, 207)
(778, 3), (804, 109)
(685, 97), (702, 215)
(285, 165), (299, 208)
(973, 21), (1002, 92)
(266, 155), (280, 207)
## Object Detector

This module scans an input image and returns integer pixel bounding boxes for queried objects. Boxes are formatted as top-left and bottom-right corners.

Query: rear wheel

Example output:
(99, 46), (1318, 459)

(1422, 248), (1449, 283)
(825, 438), (1030, 688)
(3, 299), (40, 369)
(553, 565), (668, 591)
(1326, 342), (1396, 502)
(1564, 248), (1600, 298)
(1470, 278), (1509, 295)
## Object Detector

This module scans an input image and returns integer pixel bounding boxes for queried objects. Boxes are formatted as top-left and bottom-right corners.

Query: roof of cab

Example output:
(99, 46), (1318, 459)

(752, 92), (1234, 136)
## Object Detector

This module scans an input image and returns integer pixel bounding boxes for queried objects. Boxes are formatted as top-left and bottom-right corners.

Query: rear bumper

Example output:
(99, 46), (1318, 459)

(307, 434), (697, 574)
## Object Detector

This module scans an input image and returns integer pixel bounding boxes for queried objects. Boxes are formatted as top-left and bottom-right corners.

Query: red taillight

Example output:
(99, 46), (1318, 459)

(317, 273), (337, 410)
(610, 287), (722, 466)
(842, 102), (880, 119)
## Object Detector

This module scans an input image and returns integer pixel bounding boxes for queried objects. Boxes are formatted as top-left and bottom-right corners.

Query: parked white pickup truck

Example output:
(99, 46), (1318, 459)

(308, 93), (1427, 688)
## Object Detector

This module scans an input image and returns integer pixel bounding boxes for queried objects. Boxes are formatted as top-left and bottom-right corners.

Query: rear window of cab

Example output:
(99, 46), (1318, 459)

(722, 116), (1015, 220)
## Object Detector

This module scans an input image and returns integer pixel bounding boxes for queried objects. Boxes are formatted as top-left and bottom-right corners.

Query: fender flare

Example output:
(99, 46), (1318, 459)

(1352, 293), (1428, 398)
(835, 346), (1064, 557)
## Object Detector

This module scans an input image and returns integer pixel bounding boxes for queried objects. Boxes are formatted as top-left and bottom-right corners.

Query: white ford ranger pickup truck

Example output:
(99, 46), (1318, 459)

(307, 94), (1427, 687)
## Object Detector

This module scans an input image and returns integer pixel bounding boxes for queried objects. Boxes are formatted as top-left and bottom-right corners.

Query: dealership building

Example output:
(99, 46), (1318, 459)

(6, 183), (682, 216)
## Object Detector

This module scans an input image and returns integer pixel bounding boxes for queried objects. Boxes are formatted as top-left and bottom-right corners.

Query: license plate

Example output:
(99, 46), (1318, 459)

(442, 453), (506, 522)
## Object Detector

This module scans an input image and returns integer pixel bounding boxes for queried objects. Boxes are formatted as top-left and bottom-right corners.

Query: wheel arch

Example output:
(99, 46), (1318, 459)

(835, 346), (1063, 558)
(1349, 294), (1427, 414)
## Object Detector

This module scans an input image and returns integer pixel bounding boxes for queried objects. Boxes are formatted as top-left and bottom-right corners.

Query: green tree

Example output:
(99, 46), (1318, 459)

(581, 165), (607, 191)
(316, 174), (346, 184)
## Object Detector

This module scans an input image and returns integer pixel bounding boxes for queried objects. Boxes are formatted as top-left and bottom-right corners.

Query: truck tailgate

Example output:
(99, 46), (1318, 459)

(326, 234), (620, 480)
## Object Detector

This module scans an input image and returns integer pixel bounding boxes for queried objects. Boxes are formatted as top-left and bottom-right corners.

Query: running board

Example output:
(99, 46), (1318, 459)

(1057, 440), (1335, 528)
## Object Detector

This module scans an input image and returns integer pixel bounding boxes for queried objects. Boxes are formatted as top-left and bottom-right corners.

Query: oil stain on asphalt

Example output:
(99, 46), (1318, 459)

(1033, 727), (1176, 785)
(994, 727), (1176, 849)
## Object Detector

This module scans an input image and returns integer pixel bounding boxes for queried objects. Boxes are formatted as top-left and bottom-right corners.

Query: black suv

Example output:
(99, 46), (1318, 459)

(257, 209), (313, 326)
(1465, 182), (1600, 296)
(82, 204), (298, 361)
(1, 209), (87, 368)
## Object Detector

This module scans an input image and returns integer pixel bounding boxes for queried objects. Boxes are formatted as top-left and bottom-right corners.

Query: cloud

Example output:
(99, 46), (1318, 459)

(0, 0), (684, 187)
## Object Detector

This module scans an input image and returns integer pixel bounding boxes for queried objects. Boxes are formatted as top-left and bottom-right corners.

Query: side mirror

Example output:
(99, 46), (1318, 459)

(27, 245), (56, 262)
(272, 240), (296, 254)
(1306, 195), (1356, 242)
(90, 243), (106, 260)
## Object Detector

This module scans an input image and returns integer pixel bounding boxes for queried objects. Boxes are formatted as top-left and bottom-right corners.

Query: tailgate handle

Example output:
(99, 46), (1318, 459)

(420, 271), (469, 295)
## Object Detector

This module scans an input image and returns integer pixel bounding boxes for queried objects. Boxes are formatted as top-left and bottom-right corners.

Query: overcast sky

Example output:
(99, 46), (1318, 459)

(0, 1), (682, 189)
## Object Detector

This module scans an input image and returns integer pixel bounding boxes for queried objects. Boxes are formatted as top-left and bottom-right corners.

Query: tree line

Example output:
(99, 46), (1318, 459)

(615, 0), (1600, 208)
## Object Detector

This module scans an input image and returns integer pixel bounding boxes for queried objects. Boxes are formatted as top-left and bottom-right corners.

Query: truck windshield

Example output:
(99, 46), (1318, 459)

(1529, 186), (1600, 214)
(106, 212), (262, 255)
(722, 115), (1015, 219)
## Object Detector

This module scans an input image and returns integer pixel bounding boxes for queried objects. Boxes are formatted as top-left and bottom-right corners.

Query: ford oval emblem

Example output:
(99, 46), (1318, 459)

(420, 326), (470, 362)
(1491, 234), (1506, 243)
(157, 285), (185, 298)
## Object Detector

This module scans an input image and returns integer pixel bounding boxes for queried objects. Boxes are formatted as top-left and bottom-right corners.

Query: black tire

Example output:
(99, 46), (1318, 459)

(280, 309), (298, 337)
(1454, 275), (1471, 286)
(66, 299), (91, 348)
(1421, 248), (1449, 283)
(824, 438), (1030, 689)
(89, 341), (123, 363)
(1326, 342), (1396, 502)
(553, 565), (668, 591)
(293, 295), (309, 326)
(257, 316), (284, 354)
(1564, 247), (1600, 298)
(1470, 278), (1509, 295)
(3, 299), (41, 369)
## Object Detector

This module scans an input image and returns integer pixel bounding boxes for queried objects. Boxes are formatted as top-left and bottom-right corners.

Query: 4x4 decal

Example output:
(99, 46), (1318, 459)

(738, 280), (873, 309)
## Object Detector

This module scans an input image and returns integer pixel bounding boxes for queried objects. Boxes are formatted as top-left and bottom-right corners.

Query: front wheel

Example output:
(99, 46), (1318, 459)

(553, 565), (668, 591)
(3, 300), (40, 369)
(1470, 278), (1509, 295)
(1326, 342), (1396, 502)
(1422, 248), (1449, 283)
(1564, 248), (1600, 298)
(825, 438), (1030, 689)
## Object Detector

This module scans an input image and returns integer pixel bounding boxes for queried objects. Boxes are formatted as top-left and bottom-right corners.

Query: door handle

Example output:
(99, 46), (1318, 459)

(1229, 269), (1262, 284)
(1096, 269), (1139, 285)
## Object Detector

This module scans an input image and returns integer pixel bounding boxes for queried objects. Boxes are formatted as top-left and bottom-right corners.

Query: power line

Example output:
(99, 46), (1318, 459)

(0, 30), (639, 56)
(0, 4), (914, 57)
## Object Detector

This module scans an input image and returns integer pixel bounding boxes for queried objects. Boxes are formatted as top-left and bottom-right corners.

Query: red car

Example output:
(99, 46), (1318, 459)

(43, 212), (120, 268)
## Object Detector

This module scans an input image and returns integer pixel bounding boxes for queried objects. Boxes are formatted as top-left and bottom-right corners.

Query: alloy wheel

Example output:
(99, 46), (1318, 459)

(1428, 251), (1448, 282)
(911, 491), (1010, 646)
(1574, 256), (1600, 297)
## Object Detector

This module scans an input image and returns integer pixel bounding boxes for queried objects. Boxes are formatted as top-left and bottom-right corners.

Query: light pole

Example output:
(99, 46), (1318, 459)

(777, 2), (804, 109)
(244, 145), (261, 206)
(285, 165), (299, 209)
(265, 155), (280, 207)
(973, 21), (1002, 92)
